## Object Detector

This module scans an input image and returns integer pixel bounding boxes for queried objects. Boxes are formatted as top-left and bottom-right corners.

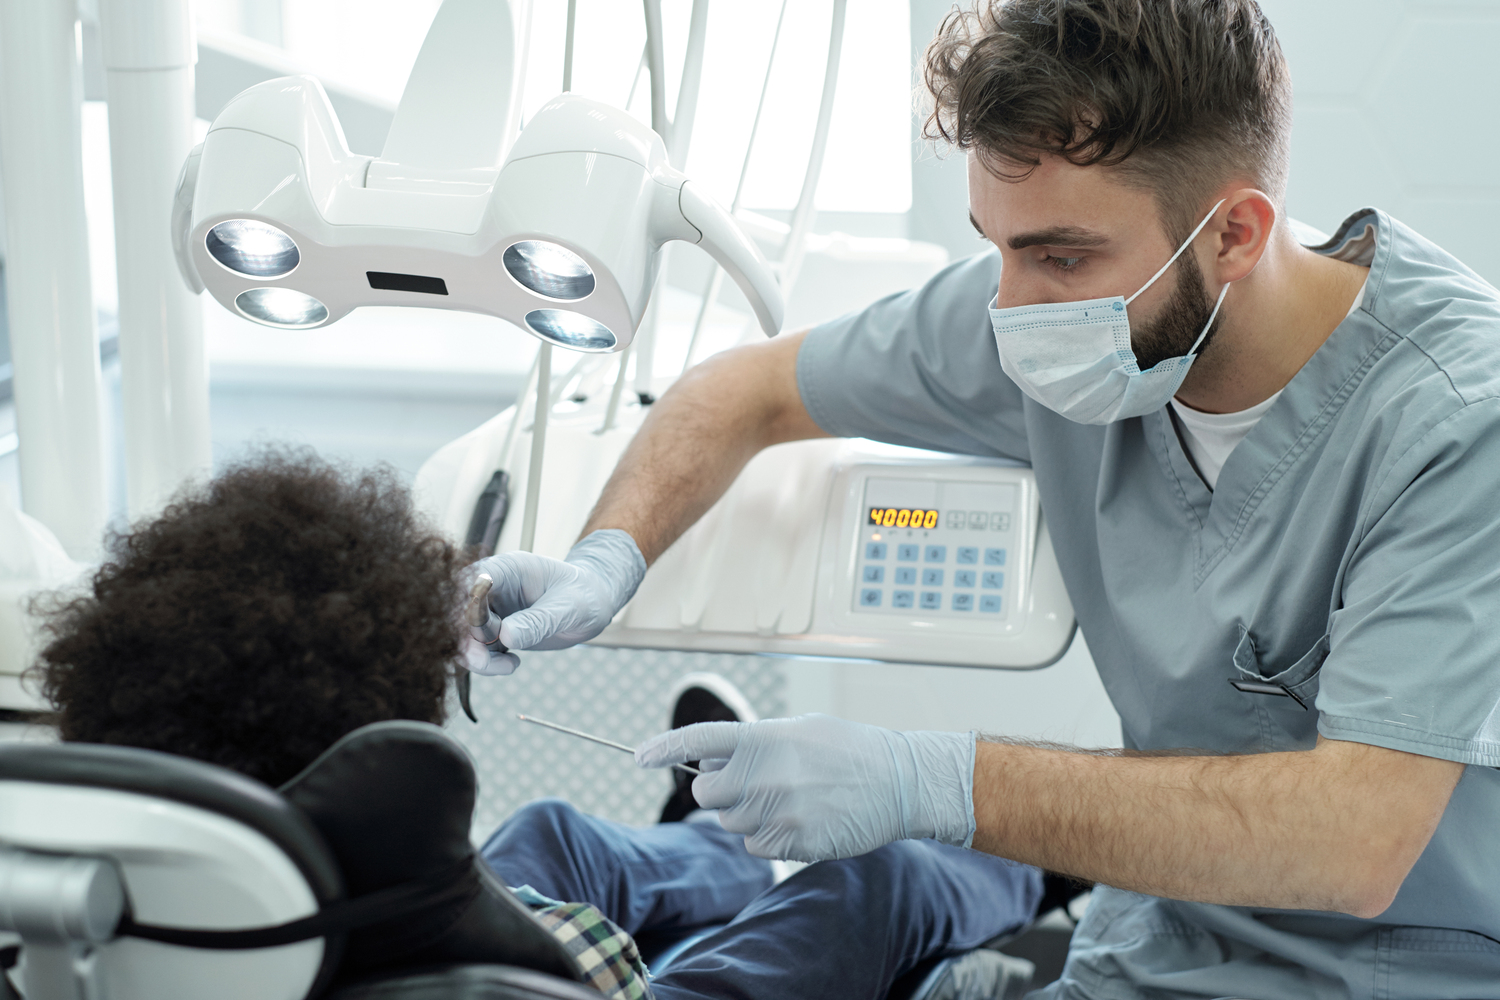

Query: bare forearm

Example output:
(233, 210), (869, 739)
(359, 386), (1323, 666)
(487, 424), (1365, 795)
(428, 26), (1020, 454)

(970, 736), (1461, 917)
(581, 331), (825, 564)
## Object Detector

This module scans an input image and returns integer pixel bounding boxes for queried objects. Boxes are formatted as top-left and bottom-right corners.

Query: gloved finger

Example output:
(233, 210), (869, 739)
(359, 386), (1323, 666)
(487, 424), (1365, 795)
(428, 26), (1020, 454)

(713, 798), (764, 836)
(689, 764), (743, 811)
(635, 721), (747, 768)
(499, 601), (568, 651)
(476, 552), (564, 614)
(698, 758), (729, 773)
(462, 638), (522, 676)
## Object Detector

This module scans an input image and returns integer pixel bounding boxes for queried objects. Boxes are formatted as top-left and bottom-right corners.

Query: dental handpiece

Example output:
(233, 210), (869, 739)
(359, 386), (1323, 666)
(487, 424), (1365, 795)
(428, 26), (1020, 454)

(467, 574), (506, 647)
(457, 574), (509, 723)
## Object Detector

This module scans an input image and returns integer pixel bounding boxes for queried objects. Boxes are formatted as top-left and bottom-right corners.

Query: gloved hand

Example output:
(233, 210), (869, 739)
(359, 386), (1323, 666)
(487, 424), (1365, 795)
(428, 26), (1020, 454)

(464, 529), (646, 674)
(634, 713), (976, 862)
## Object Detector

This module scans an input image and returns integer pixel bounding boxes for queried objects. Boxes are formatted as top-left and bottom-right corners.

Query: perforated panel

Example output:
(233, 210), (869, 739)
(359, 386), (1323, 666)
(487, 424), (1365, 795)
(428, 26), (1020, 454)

(447, 646), (786, 840)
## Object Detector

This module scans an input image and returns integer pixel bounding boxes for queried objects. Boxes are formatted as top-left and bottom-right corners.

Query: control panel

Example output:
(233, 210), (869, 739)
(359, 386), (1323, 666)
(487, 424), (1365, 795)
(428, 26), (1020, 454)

(853, 478), (1018, 619)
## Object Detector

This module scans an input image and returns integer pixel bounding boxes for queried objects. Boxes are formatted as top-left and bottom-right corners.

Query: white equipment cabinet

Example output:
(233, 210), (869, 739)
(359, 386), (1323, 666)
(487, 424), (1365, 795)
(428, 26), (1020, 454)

(417, 392), (1075, 670)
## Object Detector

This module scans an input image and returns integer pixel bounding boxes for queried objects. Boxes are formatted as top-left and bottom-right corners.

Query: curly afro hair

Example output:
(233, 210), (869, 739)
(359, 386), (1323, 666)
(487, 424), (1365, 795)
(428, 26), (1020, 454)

(31, 449), (466, 787)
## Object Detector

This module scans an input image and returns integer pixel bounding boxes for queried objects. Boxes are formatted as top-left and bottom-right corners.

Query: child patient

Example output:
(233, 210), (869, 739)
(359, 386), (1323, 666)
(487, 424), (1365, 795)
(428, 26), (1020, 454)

(31, 450), (1041, 1000)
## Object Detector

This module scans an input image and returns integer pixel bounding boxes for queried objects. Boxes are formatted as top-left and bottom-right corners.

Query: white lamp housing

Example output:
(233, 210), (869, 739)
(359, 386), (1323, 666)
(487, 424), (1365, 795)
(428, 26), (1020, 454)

(176, 82), (783, 352)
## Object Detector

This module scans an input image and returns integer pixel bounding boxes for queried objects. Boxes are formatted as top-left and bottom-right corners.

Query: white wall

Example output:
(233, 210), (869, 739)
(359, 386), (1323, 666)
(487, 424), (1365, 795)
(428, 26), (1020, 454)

(1259, 0), (1500, 285)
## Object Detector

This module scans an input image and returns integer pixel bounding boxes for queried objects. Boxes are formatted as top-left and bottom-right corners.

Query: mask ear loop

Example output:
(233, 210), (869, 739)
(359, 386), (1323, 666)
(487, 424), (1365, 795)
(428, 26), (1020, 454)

(1186, 281), (1231, 358)
(1124, 199), (1228, 306)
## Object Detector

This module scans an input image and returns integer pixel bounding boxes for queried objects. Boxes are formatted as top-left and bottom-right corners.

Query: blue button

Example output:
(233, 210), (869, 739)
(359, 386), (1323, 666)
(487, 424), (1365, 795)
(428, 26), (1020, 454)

(897, 544), (920, 562)
(895, 566), (917, 585)
(865, 542), (888, 560)
(859, 588), (883, 607)
(980, 594), (1002, 613)
(892, 590), (914, 609)
(984, 548), (1006, 566)
(956, 547), (978, 564)
(920, 591), (942, 610)
(922, 568), (944, 587)
(924, 545), (947, 563)
(862, 565), (885, 584)
(954, 570), (976, 588)
(982, 571), (1004, 589)
(952, 593), (974, 611)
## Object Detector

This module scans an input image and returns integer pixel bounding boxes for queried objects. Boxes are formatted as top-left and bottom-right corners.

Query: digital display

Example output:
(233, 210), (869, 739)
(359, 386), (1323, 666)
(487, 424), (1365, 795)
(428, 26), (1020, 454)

(868, 507), (939, 529)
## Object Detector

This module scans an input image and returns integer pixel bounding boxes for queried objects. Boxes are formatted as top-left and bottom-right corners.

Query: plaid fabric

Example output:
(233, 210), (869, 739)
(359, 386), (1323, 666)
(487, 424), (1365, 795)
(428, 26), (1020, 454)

(530, 900), (654, 1000)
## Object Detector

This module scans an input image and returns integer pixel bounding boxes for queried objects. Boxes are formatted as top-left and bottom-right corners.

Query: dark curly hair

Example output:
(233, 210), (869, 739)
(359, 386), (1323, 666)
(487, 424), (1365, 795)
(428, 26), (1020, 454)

(922, 0), (1292, 241)
(30, 449), (466, 787)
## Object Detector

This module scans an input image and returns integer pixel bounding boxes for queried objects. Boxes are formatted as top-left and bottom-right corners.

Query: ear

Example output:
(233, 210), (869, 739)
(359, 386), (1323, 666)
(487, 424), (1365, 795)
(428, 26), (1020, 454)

(1210, 189), (1277, 284)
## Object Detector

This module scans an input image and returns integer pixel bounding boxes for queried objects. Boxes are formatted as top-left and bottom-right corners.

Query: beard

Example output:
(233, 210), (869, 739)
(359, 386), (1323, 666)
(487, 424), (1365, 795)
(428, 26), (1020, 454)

(1129, 249), (1220, 373)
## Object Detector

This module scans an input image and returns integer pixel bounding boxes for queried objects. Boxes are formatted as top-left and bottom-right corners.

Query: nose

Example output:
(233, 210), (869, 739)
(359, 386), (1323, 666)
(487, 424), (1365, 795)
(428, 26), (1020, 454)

(993, 267), (1052, 311)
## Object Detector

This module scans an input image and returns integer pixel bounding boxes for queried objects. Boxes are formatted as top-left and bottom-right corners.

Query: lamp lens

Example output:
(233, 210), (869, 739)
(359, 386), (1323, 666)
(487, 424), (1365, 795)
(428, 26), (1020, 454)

(206, 220), (300, 277)
(235, 288), (329, 328)
(504, 240), (596, 300)
(524, 309), (617, 351)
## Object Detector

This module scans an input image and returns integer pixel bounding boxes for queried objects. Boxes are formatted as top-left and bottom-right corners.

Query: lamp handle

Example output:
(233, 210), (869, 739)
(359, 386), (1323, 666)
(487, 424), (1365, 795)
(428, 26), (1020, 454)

(674, 181), (785, 338)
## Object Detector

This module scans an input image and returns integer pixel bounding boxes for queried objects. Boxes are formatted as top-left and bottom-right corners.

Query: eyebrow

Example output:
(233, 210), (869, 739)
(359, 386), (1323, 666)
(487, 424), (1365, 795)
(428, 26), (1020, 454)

(1005, 226), (1110, 251)
(969, 211), (987, 237)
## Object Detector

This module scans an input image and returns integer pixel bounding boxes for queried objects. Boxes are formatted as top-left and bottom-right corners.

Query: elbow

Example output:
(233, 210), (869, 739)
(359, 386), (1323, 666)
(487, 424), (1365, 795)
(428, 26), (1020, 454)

(1340, 880), (1400, 920)
(1333, 852), (1420, 920)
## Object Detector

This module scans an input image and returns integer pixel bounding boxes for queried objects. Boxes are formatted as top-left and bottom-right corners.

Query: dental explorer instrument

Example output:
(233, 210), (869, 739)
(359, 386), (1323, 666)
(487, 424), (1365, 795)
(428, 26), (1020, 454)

(517, 714), (702, 776)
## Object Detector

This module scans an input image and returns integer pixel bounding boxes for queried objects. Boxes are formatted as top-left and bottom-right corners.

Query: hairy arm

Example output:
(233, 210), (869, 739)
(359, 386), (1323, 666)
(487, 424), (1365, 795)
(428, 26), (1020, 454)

(580, 330), (827, 564)
(971, 735), (1463, 918)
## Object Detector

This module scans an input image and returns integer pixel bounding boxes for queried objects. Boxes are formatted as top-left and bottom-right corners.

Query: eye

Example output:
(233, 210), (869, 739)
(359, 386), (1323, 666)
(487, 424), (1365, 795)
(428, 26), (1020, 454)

(1043, 255), (1085, 272)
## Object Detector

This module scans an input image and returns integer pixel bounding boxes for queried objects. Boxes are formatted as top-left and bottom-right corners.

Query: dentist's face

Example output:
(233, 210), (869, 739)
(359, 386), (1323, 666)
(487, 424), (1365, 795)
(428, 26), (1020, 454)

(969, 154), (1219, 372)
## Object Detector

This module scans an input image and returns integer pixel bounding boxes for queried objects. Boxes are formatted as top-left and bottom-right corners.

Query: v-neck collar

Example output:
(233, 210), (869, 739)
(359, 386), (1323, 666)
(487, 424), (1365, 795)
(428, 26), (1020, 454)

(1144, 208), (1399, 587)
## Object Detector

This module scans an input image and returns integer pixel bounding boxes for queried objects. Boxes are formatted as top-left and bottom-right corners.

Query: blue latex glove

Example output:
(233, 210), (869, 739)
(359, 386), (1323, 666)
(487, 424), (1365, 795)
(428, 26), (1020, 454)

(634, 713), (976, 862)
(465, 529), (646, 674)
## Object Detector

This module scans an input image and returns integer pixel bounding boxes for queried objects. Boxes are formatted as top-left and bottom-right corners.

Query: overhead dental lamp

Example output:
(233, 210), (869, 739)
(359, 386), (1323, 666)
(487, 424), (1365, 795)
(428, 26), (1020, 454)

(174, 79), (783, 352)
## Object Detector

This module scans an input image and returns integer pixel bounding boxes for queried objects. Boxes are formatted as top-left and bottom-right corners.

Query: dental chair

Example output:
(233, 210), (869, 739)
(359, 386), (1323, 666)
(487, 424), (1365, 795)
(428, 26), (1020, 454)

(0, 721), (596, 1000)
(0, 721), (1032, 1000)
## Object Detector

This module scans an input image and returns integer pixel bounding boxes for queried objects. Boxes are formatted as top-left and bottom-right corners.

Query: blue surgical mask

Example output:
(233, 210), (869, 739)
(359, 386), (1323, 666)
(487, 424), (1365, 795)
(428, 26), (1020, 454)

(989, 200), (1230, 425)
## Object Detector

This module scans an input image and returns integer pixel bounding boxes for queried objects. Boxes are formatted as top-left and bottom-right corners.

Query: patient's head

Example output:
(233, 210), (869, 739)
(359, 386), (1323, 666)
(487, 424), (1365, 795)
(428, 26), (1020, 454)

(32, 450), (466, 786)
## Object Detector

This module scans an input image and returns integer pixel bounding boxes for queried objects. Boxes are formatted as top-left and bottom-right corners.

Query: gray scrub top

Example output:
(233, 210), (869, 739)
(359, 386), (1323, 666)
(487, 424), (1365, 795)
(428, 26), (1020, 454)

(797, 209), (1500, 999)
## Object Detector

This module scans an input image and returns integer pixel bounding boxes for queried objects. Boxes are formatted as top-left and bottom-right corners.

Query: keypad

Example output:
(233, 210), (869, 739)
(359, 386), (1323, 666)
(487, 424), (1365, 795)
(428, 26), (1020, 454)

(853, 482), (1017, 621)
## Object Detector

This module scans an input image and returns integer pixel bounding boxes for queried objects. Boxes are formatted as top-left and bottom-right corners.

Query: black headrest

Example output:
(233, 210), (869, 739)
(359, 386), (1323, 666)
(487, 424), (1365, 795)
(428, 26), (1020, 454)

(278, 722), (585, 986)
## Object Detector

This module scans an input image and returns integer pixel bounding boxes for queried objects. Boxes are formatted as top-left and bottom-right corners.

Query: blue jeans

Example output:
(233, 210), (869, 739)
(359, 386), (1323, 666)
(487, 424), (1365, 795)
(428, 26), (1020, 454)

(480, 799), (1044, 1000)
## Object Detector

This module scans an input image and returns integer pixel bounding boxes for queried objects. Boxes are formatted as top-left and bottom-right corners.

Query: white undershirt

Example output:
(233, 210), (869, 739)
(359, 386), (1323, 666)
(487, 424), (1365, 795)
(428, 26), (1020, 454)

(1169, 281), (1367, 490)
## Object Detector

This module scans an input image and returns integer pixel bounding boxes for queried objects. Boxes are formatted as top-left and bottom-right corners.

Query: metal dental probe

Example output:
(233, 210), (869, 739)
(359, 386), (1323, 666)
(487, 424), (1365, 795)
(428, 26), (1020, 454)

(517, 714), (702, 776)
(458, 573), (510, 723)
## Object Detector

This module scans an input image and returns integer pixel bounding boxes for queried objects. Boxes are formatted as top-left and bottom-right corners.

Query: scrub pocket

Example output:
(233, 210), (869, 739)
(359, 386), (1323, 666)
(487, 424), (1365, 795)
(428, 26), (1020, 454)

(1230, 628), (1328, 752)
(1375, 926), (1500, 1000)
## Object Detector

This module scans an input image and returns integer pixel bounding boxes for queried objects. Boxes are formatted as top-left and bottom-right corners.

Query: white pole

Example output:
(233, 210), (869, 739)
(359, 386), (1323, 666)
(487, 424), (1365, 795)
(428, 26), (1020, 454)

(518, 343), (551, 553)
(779, 0), (847, 294)
(0, 0), (109, 559)
(98, 0), (211, 518)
